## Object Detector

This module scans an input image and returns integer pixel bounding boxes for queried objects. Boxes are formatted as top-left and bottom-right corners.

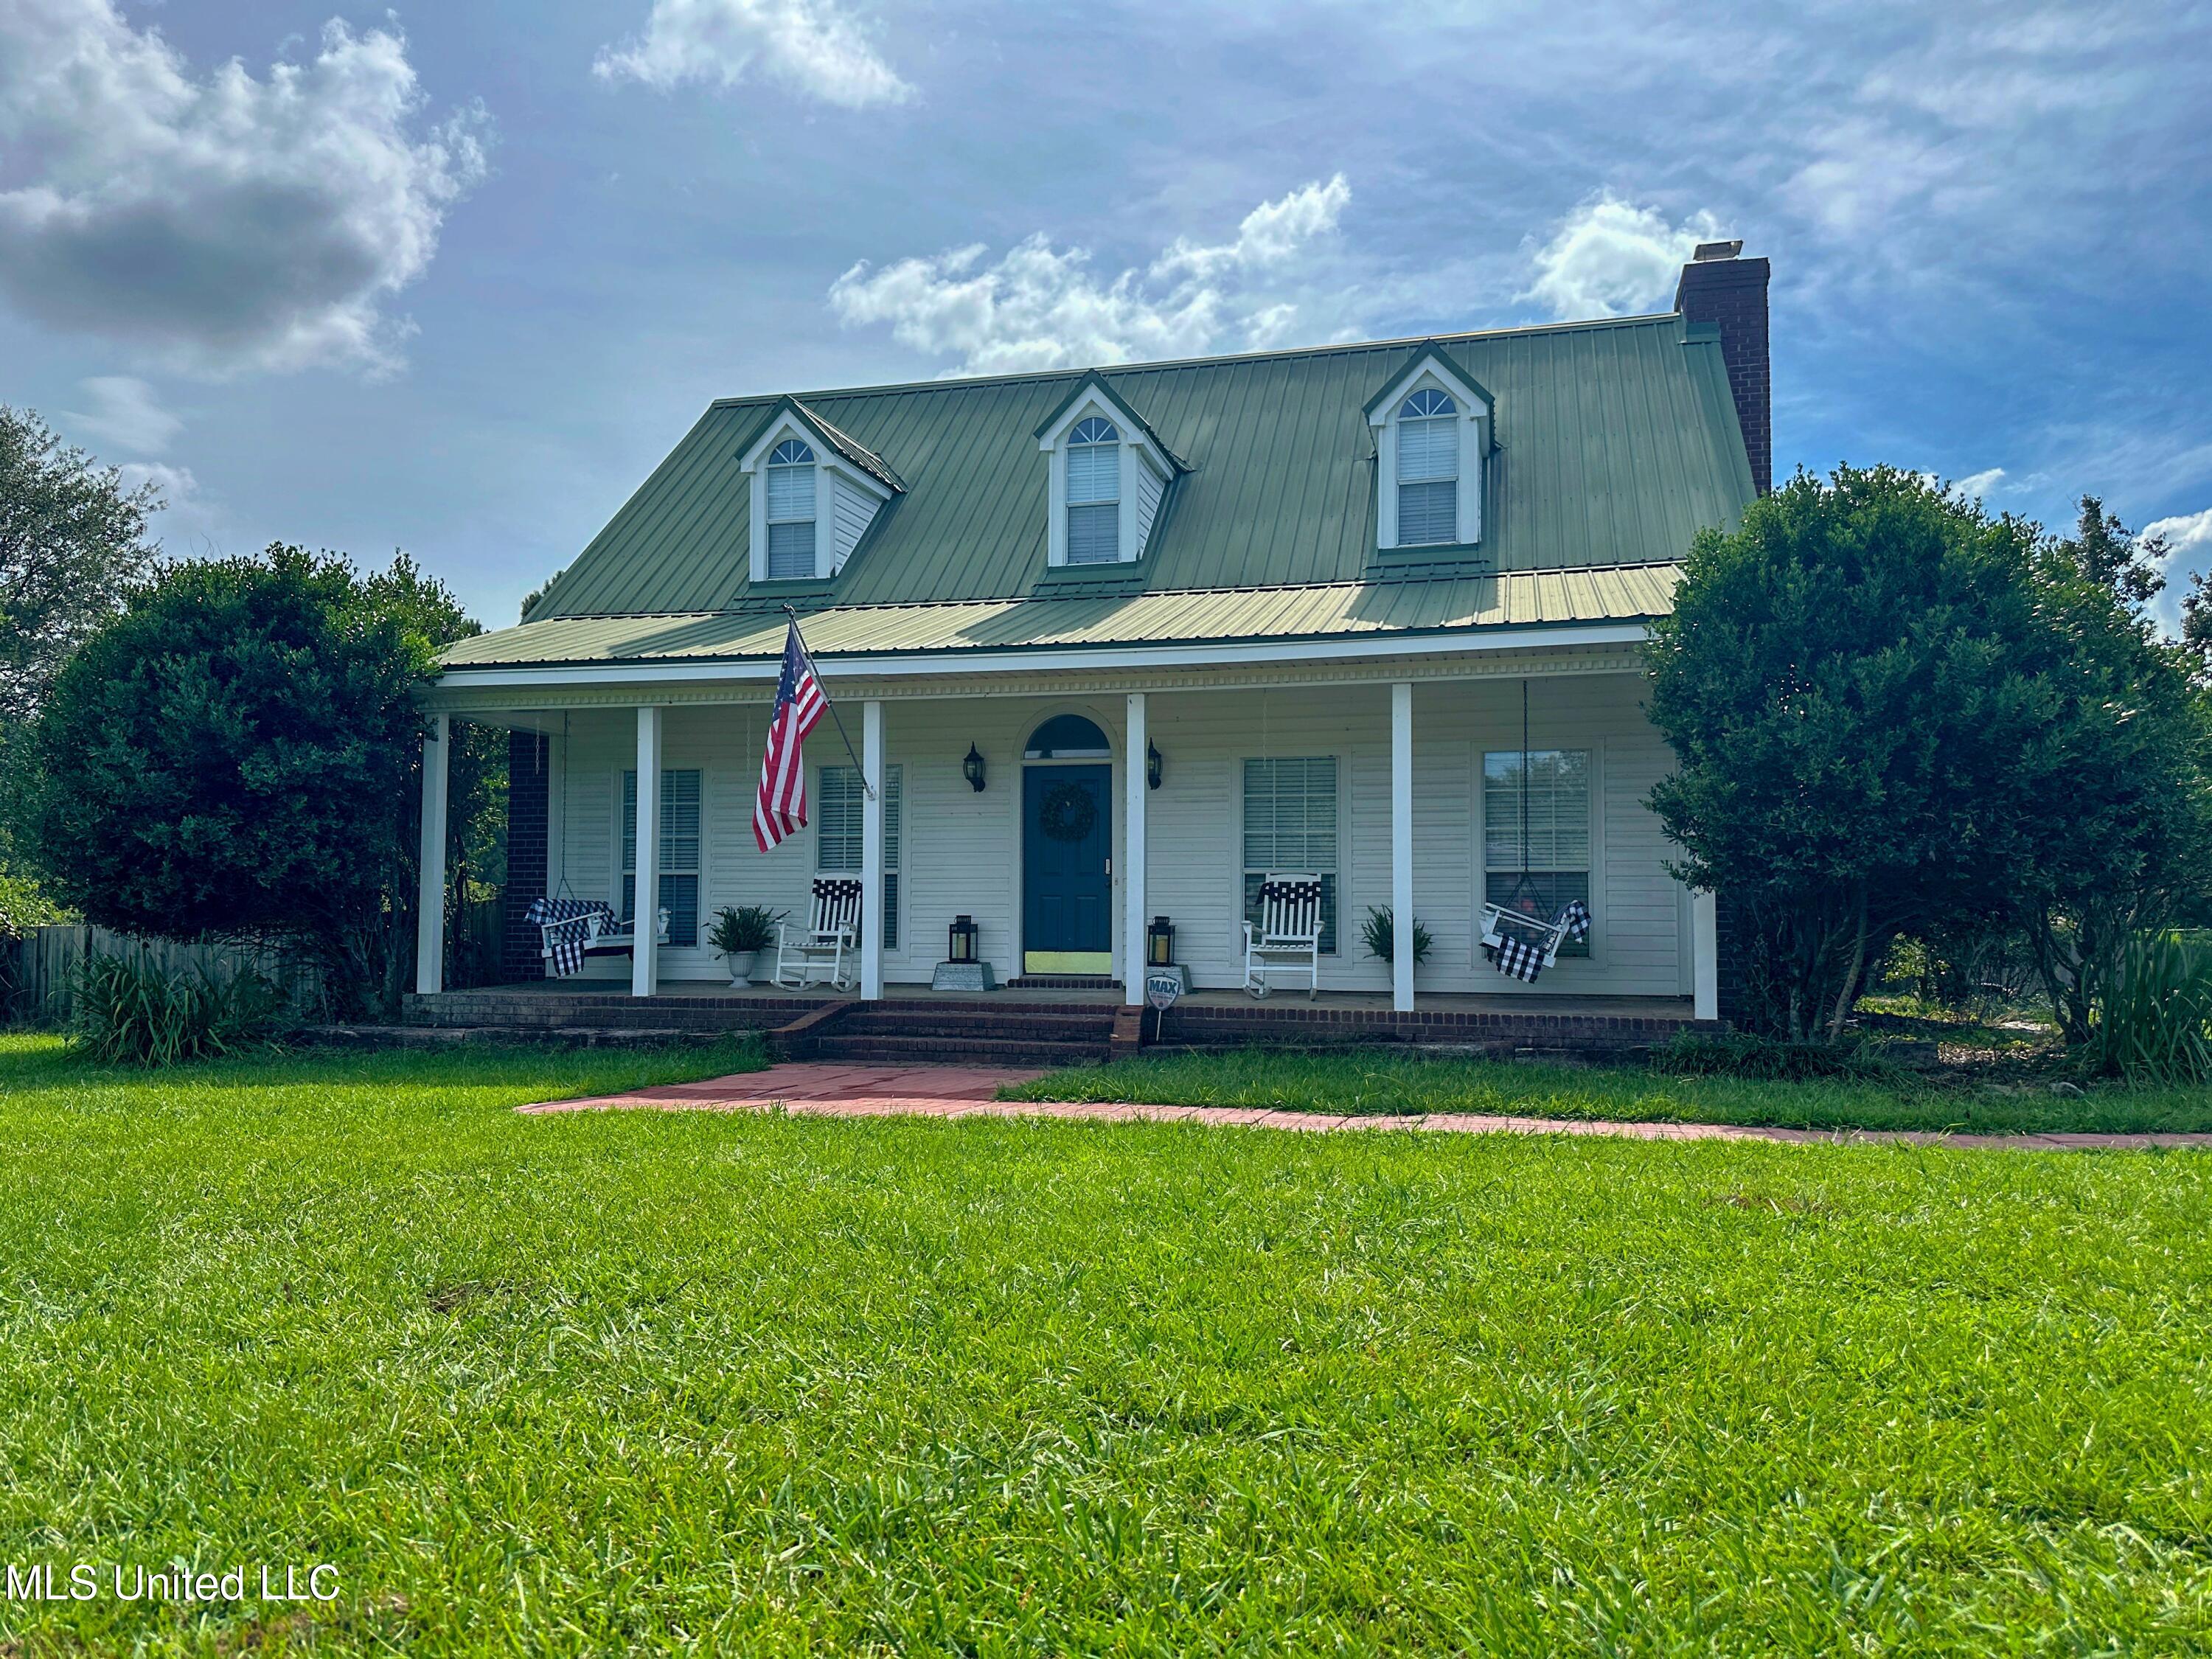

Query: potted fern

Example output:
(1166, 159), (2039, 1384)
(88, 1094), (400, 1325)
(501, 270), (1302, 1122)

(707, 904), (783, 987)
(1360, 905), (1433, 975)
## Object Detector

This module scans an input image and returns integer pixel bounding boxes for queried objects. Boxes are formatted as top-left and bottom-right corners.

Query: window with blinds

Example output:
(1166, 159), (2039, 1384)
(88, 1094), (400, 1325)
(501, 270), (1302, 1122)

(817, 764), (902, 949)
(765, 438), (817, 580)
(1242, 756), (1338, 952)
(1396, 389), (1458, 546)
(622, 768), (702, 945)
(1065, 416), (1120, 565)
(1484, 749), (1590, 954)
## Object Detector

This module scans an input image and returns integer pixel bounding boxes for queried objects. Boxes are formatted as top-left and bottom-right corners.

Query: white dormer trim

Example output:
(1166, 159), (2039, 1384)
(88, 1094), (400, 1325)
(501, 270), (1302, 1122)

(738, 410), (894, 582)
(1037, 391), (1173, 567)
(1369, 355), (1489, 552)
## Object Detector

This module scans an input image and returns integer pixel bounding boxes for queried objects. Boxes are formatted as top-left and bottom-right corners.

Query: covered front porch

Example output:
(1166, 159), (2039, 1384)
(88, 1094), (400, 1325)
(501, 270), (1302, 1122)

(415, 642), (1722, 1023)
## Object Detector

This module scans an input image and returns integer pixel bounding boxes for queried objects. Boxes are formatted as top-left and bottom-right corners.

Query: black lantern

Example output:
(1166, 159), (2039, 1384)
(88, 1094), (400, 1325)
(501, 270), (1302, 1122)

(1147, 915), (1175, 967)
(949, 914), (980, 964)
(1147, 740), (1164, 790)
(963, 743), (987, 792)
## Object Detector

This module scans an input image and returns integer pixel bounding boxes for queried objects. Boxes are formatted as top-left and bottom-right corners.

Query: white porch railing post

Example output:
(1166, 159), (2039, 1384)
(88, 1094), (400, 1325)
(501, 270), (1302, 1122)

(414, 714), (450, 996)
(1693, 889), (1719, 1021)
(1391, 682), (1414, 1012)
(860, 700), (885, 1000)
(631, 706), (661, 997)
(1124, 691), (1147, 1006)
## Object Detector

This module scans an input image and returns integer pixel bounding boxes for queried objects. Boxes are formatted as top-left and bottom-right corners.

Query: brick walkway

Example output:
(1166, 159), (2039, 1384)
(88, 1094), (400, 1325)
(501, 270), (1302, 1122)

(517, 1063), (2212, 1152)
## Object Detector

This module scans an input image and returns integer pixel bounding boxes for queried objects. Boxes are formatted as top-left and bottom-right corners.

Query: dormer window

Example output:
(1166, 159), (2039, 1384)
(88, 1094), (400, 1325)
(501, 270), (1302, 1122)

(1065, 417), (1121, 564)
(738, 400), (902, 586)
(1366, 346), (1493, 554)
(765, 439), (818, 579)
(1394, 391), (1458, 546)
(1035, 372), (1186, 570)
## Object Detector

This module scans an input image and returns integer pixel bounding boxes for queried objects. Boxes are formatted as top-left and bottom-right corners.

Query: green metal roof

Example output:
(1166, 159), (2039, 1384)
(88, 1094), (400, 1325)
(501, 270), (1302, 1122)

(442, 563), (1682, 668)
(459, 312), (1750, 669)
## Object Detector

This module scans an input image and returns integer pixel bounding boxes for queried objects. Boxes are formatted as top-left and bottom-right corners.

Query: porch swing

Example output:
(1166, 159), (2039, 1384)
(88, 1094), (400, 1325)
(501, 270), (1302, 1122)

(522, 716), (671, 978)
(1478, 683), (1592, 983)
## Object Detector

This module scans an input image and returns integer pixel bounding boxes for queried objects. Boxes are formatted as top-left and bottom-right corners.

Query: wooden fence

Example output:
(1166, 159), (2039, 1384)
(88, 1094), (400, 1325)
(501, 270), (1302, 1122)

(2, 926), (302, 1027)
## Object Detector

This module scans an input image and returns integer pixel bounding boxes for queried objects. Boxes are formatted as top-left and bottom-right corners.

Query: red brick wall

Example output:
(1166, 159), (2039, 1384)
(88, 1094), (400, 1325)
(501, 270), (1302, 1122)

(501, 730), (550, 983)
(1674, 256), (1771, 495)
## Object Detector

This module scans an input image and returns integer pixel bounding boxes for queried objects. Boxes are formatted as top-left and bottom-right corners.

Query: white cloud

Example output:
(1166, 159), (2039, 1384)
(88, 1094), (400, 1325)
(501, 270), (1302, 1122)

(828, 176), (1354, 375)
(2143, 508), (2212, 637)
(1153, 175), (1352, 280)
(0, 0), (488, 376)
(1950, 467), (2006, 502)
(115, 461), (198, 507)
(1520, 193), (1724, 320)
(61, 376), (180, 455)
(596, 0), (911, 108)
(2145, 508), (2212, 571)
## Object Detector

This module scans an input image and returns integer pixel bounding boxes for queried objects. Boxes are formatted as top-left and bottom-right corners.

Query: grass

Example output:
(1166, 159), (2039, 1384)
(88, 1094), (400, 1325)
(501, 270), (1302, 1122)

(0, 1032), (2208, 1654)
(1002, 1046), (2212, 1136)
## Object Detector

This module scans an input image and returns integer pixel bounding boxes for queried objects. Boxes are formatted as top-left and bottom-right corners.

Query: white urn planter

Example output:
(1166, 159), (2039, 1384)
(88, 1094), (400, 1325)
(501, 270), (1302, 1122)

(723, 950), (759, 988)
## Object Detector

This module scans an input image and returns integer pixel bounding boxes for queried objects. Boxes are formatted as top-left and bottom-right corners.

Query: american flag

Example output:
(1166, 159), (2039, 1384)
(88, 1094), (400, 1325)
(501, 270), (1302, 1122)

(754, 621), (827, 851)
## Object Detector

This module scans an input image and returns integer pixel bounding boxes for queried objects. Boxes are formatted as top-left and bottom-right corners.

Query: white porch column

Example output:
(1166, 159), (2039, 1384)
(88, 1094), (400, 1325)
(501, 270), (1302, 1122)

(414, 714), (449, 996)
(1123, 692), (1147, 1005)
(630, 706), (661, 997)
(1693, 889), (1719, 1022)
(860, 699), (886, 1000)
(1391, 681), (1414, 1012)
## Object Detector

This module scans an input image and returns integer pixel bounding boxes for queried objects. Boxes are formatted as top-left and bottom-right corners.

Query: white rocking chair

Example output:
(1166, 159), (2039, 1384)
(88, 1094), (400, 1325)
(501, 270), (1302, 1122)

(1242, 873), (1325, 999)
(774, 877), (863, 991)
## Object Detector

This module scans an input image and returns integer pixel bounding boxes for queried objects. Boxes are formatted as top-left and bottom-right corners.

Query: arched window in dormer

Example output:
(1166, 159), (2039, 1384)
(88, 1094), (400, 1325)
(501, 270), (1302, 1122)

(1395, 389), (1458, 546)
(1065, 417), (1121, 565)
(765, 438), (818, 579)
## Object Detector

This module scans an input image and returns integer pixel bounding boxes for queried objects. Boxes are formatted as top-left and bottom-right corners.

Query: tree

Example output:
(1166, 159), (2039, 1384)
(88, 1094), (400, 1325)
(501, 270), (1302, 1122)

(2058, 495), (2168, 614)
(2015, 507), (2212, 1038)
(1644, 465), (2199, 1043)
(0, 406), (161, 892)
(26, 545), (489, 1016)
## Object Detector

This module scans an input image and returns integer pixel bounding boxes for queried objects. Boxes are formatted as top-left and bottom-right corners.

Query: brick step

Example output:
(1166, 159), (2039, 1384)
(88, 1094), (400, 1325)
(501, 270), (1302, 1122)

(801, 1035), (1107, 1066)
(836, 1009), (1115, 1037)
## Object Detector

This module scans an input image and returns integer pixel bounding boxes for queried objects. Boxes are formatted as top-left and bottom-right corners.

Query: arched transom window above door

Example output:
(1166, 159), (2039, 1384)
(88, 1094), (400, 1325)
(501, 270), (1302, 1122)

(1023, 714), (1113, 759)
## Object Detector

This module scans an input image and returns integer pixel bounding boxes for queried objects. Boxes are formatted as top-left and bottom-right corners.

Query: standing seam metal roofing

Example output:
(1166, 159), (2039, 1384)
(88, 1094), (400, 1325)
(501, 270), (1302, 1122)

(469, 312), (1752, 666)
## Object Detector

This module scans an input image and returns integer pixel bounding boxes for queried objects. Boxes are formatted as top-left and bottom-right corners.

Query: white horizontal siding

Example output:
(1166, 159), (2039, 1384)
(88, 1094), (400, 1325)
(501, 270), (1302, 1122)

(546, 674), (1686, 994)
(831, 476), (877, 570)
(1133, 461), (1166, 555)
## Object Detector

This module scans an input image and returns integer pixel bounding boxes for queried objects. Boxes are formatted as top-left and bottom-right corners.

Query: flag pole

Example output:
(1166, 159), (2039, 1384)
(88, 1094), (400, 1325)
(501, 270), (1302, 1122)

(783, 605), (875, 799)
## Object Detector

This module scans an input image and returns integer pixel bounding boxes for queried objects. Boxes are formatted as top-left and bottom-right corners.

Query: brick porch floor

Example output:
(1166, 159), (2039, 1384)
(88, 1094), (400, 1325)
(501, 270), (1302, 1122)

(517, 1062), (2212, 1152)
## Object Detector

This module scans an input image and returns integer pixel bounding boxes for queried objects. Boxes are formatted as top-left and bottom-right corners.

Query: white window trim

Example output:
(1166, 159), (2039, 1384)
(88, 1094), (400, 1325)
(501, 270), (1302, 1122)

(1371, 359), (1489, 551)
(817, 761), (902, 952)
(1471, 740), (1603, 970)
(619, 765), (706, 950)
(1237, 752), (1346, 958)
(1038, 393), (1172, 567)
(739, 413), (893, 582)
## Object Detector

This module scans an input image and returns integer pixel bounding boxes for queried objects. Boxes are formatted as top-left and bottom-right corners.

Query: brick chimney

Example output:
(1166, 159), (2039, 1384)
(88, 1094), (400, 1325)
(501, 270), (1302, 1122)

(1674, 240), (1771, 495)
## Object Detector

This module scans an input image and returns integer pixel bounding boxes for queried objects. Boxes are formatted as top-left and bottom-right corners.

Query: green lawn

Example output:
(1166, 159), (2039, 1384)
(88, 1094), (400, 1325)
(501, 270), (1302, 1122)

(2, 1032), (2209, 1655)
(1004, 1046), (2212, 1136)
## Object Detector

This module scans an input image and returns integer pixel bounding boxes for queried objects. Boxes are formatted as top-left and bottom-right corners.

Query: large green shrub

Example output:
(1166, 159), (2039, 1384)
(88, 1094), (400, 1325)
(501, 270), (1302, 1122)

(1647, 467), (2211, 1043)
(26, 546), (494, 1018)
(69, 953), (286, 1065)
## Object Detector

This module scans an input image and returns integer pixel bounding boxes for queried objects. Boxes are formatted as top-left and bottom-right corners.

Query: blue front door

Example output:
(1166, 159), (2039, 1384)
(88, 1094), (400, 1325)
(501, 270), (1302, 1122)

(1023, 765), (1112, 974)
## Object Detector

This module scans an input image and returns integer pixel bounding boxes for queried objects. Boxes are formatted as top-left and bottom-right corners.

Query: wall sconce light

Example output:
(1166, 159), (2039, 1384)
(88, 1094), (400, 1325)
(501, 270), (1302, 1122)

(1146, 741), (1164, 791)
(963, 743), (987, 792)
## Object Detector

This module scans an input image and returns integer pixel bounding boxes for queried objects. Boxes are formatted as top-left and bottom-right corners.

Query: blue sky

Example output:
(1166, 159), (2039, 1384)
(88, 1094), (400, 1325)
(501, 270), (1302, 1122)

(4, 0), (2210, 627)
